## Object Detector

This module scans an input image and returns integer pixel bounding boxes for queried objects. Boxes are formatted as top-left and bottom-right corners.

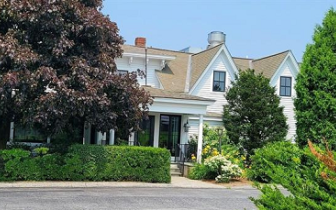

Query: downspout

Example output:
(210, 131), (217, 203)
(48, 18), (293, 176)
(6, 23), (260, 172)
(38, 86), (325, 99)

(145, 47), (148, 85)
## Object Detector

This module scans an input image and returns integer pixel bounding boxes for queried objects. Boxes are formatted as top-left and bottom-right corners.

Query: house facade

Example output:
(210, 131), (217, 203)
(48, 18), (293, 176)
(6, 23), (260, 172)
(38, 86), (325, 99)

(86, 31), (300, 162)
(8, 31), (300, 162)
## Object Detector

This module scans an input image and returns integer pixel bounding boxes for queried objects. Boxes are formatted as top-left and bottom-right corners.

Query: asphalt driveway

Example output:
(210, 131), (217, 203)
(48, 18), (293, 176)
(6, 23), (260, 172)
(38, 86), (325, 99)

(0, 187), (259, 210)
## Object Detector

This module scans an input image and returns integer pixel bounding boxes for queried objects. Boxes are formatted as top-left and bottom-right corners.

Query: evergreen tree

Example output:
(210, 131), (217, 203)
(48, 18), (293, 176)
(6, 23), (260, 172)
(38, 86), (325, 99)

(223, 69), (288, 159)
(295, 8), (336, 148)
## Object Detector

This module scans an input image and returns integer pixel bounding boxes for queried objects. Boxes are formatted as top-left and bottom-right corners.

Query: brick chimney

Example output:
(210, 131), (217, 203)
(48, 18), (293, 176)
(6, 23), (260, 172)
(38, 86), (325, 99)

(135, 37), (146, 48)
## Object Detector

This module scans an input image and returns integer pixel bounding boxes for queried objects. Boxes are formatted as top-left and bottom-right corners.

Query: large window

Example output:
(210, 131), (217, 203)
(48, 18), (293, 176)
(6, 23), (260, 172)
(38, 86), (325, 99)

(213, 71), (226, 92)
(136, 116), (154, 147)
(280, 76), (292, 97)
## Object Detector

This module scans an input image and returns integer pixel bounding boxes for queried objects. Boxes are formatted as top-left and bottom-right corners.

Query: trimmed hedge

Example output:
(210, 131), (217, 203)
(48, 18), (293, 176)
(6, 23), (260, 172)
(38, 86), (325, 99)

(0, 145), (171, 183)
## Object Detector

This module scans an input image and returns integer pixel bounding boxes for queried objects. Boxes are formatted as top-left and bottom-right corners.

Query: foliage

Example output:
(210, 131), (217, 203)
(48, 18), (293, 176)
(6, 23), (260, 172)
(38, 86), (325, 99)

(251, 140), (336, 210)
(189, 123), (230, 160)
(246, 141), (303, 183)
(0, 0), (152, 149)
(189, 155), (242, 183)
(223, 69), (288, 160)
(222, 144), (246, 168)
(188, 163), (213, 180)
(295, 8), (336, 148)
(0, 145), (171, 183)
(33, 147), (49, 156)
(204, 155), (242, 183)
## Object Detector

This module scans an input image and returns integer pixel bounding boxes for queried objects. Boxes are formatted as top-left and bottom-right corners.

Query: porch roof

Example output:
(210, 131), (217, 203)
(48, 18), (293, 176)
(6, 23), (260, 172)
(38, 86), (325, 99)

(143, 86), (215, 102)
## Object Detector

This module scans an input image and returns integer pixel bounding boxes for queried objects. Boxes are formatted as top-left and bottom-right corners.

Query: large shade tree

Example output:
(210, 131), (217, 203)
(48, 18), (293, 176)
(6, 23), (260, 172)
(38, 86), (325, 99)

(295, 8), (336, 148)
(0, 0), (152, 148)
(223, 69), (288, 160)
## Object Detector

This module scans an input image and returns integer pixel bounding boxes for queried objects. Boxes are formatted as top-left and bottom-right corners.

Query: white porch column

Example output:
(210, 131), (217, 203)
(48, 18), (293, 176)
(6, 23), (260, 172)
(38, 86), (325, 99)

(153, 113), (160, 147)
(197, 114), (204, 163)
(109, 129), (115, 145)
(129, 132), (135, 146)
(102, 132), (106, 145)
(47, 137), (51, 144)
(9, 122), (14, 142)
(96, 132), (103, 145)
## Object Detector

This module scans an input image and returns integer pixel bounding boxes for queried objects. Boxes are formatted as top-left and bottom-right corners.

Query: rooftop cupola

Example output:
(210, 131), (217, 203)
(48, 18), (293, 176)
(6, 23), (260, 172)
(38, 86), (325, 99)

(207, 31), (225, 49)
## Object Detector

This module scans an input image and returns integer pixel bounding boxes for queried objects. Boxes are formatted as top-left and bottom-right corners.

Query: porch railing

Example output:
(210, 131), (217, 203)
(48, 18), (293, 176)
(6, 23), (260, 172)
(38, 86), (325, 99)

(174, 143), (197, 176)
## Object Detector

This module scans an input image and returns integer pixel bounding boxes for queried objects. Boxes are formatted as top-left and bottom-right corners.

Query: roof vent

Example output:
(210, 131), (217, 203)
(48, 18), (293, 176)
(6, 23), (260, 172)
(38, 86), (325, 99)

(207, 31), (225, 49)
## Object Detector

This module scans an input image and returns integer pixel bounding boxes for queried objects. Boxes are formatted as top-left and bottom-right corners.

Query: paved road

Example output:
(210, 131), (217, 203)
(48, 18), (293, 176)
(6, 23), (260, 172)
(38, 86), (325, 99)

(0, 187), (259, 210)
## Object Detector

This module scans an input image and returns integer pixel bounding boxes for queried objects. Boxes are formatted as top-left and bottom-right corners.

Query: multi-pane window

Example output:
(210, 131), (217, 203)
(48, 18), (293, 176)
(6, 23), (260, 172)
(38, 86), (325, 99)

(280, 76), (292, 96)
(213, 71), (226, 92)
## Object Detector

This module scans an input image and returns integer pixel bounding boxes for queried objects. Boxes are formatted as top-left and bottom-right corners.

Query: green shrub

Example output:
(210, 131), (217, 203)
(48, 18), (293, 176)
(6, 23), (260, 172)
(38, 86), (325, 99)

(251, 146), (335, 209)
(0, 145), (171, 183)
(188, 164), (214, 180)
(246, 141), (302, 183)
(189, 155), (242, 183)
(63, 145), (171, 183)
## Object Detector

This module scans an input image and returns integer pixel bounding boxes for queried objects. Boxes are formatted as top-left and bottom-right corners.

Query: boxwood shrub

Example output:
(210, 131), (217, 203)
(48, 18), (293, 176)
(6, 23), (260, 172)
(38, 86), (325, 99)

(0, 145), (171, 183)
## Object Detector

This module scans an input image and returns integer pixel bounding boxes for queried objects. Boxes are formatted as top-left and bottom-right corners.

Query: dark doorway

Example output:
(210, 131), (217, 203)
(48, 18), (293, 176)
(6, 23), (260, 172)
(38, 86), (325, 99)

(159, 115), (181, 156)
(136, 116), (154, 146)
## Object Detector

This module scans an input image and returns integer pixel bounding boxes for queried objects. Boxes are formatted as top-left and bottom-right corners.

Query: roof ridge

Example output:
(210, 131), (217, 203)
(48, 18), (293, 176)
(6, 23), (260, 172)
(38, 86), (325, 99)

(122, 44), (193, 55)
(191, 43), (223, 56)
(253, 50), (290, 62)
(232, 56), (254, 60)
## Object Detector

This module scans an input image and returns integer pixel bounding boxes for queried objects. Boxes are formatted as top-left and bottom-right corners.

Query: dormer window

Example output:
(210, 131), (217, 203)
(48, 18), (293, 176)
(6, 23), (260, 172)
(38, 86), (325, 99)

(280, 76), (292, 97)
(213, 71), (226, 92)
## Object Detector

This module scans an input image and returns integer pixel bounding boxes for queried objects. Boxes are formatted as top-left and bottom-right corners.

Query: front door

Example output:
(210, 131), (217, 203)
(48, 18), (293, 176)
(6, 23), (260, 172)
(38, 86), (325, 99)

(159, 115), (181, 156)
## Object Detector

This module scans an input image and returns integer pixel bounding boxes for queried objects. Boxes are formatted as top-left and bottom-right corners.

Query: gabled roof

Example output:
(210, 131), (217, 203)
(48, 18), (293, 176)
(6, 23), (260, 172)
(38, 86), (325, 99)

(233, 50), (290, 78)
(121, 44), (295, 95)
(122, 45), (191, 93)
(190, 44), (223, 88)
(252, 50), (290, 78)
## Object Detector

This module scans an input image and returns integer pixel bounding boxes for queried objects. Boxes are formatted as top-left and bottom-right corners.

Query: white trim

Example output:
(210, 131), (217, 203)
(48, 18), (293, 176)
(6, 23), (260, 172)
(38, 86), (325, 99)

(184, 55), (193, 93)
(270, 51), (299, 86)
(189, 116), (222, 122)
(211, 70), (227, 93)
(123, 53), (175, 61)
(154, 71), (164, 89)
(189, 45), (239, 93)
(154, 97), (214, 106)
(197, 114), (204, 163)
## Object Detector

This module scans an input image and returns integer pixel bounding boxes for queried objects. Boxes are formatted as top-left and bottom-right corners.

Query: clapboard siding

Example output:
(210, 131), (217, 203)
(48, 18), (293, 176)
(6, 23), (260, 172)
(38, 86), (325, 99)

(189, 119), (223, 138)
(274, 59), (297, 141)
(116, 57), (161, 88)
(191, 53), (235, 114)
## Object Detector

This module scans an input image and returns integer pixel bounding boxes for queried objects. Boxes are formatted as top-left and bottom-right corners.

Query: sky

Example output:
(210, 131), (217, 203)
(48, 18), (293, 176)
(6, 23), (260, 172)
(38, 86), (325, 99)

(102, 0), (336, 62)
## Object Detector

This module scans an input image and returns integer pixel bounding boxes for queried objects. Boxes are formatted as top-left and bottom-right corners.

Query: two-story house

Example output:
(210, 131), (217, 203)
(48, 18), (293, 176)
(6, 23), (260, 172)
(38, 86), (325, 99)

(84, 31), (300, 162)
(8, 31), (299, 162)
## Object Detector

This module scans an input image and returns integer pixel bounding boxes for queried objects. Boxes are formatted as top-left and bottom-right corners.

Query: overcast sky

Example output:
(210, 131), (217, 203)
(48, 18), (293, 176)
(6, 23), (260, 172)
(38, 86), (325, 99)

(102, 0), (336, 62)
